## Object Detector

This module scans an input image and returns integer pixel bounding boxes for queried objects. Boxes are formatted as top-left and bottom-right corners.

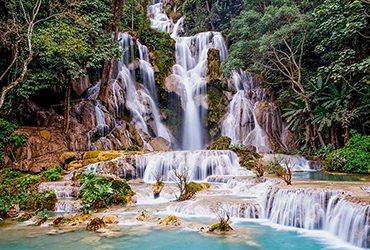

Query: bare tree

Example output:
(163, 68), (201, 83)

(209, 204), (233, 232)
(275, 158), (293, 185)
(171, 167), (192, 201)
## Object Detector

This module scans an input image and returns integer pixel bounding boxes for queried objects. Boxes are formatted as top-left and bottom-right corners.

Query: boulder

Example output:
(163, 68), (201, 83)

(150, 137), (172, 151)
(3, 127), (68, 173)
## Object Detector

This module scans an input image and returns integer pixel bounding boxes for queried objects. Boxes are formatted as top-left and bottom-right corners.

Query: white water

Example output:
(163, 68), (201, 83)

(134, 150), (253, 182)
(86, 33), (172, 149)
(150, 2), (228, 150)
(221, 70), (285, 152)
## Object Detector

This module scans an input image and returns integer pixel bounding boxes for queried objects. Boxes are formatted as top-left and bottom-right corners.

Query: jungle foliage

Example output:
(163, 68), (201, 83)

(78, 173), (135, 212)
(0, 169), (57, 219)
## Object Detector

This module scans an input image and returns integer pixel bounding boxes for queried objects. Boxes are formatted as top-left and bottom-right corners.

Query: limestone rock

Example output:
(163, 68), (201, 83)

(3, 127), (68, 173)
(86, 217), (106, 231)
(102, 215), (118, 224)
(150, 137), (172, 151)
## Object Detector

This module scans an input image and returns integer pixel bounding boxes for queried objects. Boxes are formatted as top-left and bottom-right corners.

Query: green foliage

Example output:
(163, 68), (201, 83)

(138, 27), (175, 86)
(9, 134), (27, 147)
(0, 170), (57, 218)
(42, 166), (63, 181)
(325, 131), (370, 173)
(0, 119), (18, 164)
(78, 173), (134, 212)
(124, 145), (141, 152)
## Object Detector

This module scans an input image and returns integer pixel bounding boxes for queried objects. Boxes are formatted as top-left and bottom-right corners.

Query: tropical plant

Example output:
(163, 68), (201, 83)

(78, 173), (134, 212)
(325, 131), (370, 173)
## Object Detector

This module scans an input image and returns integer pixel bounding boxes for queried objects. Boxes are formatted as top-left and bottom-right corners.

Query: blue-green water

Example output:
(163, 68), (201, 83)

(0, 220), (356, 250)
(293, 171), (370, 182)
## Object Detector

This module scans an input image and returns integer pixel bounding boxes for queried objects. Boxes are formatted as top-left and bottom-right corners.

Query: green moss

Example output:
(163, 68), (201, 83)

(229, 145), (262, 170)
(83, 150), (101, 160)
(207, 136), (231, 150)
(207, 83), (228, 139)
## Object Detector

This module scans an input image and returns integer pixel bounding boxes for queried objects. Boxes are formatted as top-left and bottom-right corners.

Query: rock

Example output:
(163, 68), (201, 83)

(150, 137), (172, 151)
(59, 151), (79, 166)
(136, 210), (150, 221)
(102, 215), (118, 224)
(206, 136), (231, 150)
(86, 217), (106, 231)
(3, 127), (68, 173)
(158, 215), (182, 226)
(164, 74), (186, 109)
(72, 75), (90, 96)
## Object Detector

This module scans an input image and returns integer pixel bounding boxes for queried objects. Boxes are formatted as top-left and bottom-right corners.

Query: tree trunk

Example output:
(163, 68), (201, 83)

(98, 0), (124, 109)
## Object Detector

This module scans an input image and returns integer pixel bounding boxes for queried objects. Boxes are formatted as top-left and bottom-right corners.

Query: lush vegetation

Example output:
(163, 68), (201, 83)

(325, 131), (370, 173)
(0, 169), (57, 219)
(78, 173), (135, 212)
(1, 0), (369, 173)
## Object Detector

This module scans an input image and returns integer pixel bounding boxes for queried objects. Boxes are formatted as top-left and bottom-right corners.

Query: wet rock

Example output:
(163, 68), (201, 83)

(3, 127), (68, 173)
(158, 215), (182, 226)
(86, 217), (106, 231)
(102, 215), (118, 224)
(150, 137), (172, 151)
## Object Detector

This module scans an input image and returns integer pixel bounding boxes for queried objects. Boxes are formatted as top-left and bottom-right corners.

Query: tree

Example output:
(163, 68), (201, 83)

(34, 0), (119, 132)
(0, 0), (61, 109)
(98, 0), (124, 109)
(226, 3), (325, 149)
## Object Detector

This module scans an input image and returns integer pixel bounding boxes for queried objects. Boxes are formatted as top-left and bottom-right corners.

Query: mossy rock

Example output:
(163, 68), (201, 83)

(158, 215), (181, 226)
(207, 48), (222, 81)
(208, 223), (233, 233)
(40, 130), (51, 141)
(83, 150), (102, 160)
(86, 217), (106, 231)
(207, 136), (231, 150)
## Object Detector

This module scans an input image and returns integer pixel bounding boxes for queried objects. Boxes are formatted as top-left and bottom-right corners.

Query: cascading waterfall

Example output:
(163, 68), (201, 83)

(149, 2), (227, 150)
(166, 180), (370, 248)
(86, 32), (172, 148)
(221, 70), (287, 152)
(173, 32), (228, 150)
(135, 150), (253, 182)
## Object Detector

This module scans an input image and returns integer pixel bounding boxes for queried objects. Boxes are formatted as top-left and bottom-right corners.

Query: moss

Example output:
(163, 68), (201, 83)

(86, 217), (106, 231)
(209, 222), (233, 232)
(207, 136), (232, 150)
(39, 130), (51, 141)
(206, 83), (228, 139)
(207, 48), (222, 81)
(83, 150), (101, 160)
(229, 145), (262, 170)
(97, 151), (124, 161)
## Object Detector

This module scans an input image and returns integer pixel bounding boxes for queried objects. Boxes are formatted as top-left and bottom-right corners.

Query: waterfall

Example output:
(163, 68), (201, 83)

(135, 150), (253, 182)
(86, 32), (172, 149)
(149, 2), (227, 150)
(221, 70), (288, 152)
(261, 187), (370, 248)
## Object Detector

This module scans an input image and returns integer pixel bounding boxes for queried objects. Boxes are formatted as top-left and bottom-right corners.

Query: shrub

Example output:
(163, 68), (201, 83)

(325, 131), (370, 173)
(42, 166), (63, 181)
(0, 169), (57, 219)
(79, 173), (135, 212)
